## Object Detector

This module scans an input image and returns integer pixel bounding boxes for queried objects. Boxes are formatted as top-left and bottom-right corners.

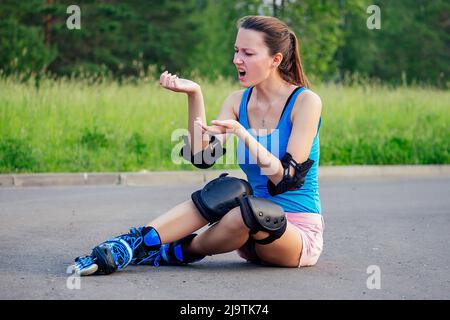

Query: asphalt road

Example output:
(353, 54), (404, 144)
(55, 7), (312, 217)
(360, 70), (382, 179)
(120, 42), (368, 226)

(0, 175), (449, 300)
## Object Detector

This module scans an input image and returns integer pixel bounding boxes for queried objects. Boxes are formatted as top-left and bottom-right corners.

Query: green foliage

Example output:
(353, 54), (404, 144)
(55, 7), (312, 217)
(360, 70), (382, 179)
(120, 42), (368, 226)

(1, 1), (449, 174)
(0, 76), (448, 173)
(0, 18), (57, 77)
(0, 138), (36, 172)
(1, 0), (448, 86)
(46, 0), (204, 78)
(280, 0), (345, 81)
(80, 128), (109, 149)
(338, 0), (450, 87)
(187, 0), (261, 79)
(126, 132), (148, 156)
(125, 132), (149, 166)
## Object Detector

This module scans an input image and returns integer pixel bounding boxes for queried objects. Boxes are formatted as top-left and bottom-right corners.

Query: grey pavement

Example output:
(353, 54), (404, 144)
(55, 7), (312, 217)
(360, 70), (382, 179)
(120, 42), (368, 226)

(0, 174), (449, 300)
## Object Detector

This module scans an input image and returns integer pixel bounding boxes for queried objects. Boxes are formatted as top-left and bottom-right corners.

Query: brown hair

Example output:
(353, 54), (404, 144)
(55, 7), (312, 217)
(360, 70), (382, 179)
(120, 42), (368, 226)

(237, 15), (310, 87)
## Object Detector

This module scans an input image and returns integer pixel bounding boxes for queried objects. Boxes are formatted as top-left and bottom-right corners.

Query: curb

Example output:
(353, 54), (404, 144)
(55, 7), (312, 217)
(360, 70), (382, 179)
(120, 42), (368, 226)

(1, 165), (449, 188)
(318, 165), (450, 177)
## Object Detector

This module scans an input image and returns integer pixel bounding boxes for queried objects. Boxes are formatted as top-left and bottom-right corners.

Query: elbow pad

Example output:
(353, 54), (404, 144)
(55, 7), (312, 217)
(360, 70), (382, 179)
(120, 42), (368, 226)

(267, 152), (314, 196)
(180, 135), (226, 169)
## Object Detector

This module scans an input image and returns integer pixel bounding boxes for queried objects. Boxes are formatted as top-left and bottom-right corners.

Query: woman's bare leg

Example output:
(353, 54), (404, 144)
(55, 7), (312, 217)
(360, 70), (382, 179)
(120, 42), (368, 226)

(185, 207), (253, 255)
(146, 199), (208, 243)
(185, 207), (303, 267)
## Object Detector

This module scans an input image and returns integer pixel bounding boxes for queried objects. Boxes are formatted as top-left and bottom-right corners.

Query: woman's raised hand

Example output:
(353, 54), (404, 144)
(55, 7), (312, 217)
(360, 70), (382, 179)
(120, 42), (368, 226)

(159, 71), (200, 94)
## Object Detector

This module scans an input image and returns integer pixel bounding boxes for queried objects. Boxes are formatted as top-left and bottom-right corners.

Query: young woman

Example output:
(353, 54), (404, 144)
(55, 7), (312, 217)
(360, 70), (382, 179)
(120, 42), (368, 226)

(73, 15), (323, 276)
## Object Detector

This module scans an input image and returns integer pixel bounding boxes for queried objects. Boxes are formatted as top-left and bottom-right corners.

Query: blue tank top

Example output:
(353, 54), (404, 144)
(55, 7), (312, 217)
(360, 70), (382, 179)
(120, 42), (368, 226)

(237, 86), (322, 214)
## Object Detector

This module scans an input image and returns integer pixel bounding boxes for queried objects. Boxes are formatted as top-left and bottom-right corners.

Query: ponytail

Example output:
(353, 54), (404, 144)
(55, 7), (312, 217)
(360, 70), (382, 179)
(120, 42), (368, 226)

(279, 32), (310, 88)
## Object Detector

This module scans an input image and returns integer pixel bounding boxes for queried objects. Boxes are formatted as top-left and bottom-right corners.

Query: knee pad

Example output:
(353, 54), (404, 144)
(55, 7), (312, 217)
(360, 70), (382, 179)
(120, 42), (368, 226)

(191, 173), (253, 224)
(239, 196), (287, 245)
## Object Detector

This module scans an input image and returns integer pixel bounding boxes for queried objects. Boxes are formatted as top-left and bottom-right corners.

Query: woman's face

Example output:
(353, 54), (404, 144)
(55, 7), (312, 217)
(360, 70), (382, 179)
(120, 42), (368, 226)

(233, 28), (276, 87)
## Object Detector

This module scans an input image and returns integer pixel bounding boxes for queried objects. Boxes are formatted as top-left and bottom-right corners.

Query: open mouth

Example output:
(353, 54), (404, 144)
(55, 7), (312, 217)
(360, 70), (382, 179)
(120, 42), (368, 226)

(238, 69), (246, 77)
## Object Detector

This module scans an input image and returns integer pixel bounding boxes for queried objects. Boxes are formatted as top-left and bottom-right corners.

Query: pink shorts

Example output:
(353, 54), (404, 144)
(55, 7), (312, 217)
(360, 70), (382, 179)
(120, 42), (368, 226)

(286, 212), (324, 267)
(237, 212), (324, 268)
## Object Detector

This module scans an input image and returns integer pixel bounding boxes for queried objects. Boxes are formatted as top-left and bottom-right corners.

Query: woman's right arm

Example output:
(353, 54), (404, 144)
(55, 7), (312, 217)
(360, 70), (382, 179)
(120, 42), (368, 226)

(160, 71), (243, 153)
(187, 90), (208, 154)
(159, 71), (208, 154)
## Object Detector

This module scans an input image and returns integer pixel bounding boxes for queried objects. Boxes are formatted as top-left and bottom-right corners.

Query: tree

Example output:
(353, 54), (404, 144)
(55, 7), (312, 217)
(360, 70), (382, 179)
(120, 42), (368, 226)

(338, 0), (450, 86)
(187, 0), (261, 80)
(0, 0), (57, 77)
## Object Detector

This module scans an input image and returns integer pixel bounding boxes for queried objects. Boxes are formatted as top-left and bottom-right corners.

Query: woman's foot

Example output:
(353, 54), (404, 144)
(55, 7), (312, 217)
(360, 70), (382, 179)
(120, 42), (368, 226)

(72, 226), (161, 276)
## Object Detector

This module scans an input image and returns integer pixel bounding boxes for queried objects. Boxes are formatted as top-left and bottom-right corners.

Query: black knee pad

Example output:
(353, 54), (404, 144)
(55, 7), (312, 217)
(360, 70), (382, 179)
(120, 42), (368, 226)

(191, 173), (253, 224)
(239, 196), (287, 245)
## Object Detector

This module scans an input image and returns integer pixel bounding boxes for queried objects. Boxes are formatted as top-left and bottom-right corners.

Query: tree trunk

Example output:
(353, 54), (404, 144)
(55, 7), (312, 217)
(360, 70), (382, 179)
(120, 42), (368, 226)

(44, 0), (54, 48)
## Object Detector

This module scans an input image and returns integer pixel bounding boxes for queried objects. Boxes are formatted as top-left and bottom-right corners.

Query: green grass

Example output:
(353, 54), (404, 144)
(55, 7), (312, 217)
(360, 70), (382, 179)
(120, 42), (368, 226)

(319, 84), (450, 165)
(0, 76), (449, 173)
